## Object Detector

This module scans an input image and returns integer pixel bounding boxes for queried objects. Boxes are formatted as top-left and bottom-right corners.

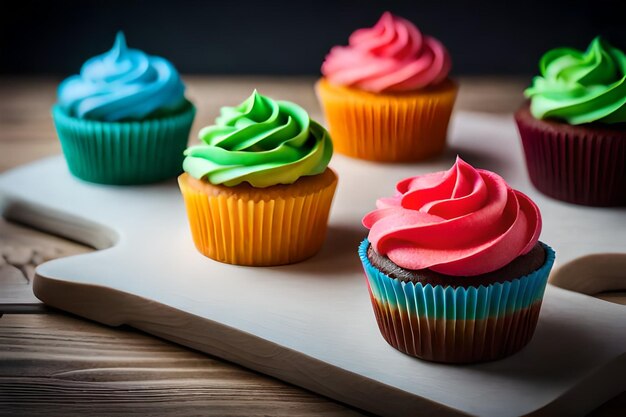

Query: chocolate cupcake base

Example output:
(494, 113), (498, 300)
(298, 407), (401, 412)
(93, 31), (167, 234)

(359, 239), (556, 364)
(515, 105), (626, 207)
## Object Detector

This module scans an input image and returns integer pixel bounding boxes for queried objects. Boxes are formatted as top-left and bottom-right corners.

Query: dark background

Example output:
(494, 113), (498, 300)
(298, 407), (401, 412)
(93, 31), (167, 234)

(1, 0), (625, 76)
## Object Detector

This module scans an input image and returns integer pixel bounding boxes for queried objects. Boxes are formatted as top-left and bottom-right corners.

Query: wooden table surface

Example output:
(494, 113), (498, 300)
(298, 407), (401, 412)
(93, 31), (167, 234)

(0, 76), (624, 416)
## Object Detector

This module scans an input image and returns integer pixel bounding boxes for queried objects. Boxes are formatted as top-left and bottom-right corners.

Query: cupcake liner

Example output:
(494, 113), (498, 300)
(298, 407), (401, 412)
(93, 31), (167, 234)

(316, 78), (458, 162)
(515, 105), (626, 206)
(52, 102), (196, 185)
(359, 239), (555, 363)
(178, 169), (338, 266)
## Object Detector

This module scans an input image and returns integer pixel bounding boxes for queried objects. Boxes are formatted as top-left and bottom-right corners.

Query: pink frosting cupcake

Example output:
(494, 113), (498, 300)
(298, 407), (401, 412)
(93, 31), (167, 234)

(316, 12), (458, 162)
(359, 158), (556, 363)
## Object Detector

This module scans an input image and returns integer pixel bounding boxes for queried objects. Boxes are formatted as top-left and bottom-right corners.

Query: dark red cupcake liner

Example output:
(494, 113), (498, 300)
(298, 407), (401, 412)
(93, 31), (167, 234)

(515, 105), (626, 206)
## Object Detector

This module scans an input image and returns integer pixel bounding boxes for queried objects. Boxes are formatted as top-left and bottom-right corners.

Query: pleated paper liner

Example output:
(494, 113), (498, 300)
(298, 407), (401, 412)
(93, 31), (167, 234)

(515, 105), (626, 207)
(52, 102), (196, 185)
(359, 239), (556, 364)
(315, 78), (458, 162)
(178, 169), (338, 266)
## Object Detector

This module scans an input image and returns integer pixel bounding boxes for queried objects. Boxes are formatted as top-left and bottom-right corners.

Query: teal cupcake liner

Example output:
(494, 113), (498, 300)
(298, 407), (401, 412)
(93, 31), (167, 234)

(359, 239), (555, 363)
(52, 102), (196, 185)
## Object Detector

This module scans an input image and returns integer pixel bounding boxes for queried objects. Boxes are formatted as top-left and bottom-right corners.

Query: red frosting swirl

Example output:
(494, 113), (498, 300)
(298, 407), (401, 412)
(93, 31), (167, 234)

(321, 12), (451, 93)
(362, 158), (542, 276)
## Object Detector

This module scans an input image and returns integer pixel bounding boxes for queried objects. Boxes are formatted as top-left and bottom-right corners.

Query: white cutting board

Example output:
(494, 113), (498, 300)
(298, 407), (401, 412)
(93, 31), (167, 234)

(1, 112), (625, 417)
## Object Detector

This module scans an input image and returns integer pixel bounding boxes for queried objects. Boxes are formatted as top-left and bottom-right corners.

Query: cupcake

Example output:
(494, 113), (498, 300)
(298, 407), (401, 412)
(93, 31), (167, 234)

(52, 32), (195, 185)
(179, 90), (337, 266)
(516, 36), (626, 206)
(316, 12), (457, 162)
(360, 157), (555, 363)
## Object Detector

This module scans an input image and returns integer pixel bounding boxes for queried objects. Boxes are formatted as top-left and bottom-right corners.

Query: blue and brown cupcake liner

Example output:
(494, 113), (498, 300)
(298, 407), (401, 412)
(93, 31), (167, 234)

(359, 239), (556, 363)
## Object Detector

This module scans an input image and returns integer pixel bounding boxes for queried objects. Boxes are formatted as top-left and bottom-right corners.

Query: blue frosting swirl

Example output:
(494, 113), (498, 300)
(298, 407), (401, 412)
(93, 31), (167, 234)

(57, 32), (187, 121)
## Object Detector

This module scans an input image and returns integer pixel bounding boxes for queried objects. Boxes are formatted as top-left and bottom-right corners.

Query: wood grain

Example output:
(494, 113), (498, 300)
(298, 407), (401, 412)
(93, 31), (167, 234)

(0, 313), (363, 417)
(1, 311), (623, 417)
(0, 218), (90, 310)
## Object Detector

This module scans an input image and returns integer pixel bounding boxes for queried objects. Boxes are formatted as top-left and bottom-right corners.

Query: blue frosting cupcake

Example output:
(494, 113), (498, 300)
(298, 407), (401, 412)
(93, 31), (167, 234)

(52, 32), (195, 184)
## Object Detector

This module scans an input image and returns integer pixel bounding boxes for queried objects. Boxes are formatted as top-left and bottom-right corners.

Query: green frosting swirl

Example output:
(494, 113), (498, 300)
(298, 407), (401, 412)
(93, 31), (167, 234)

(183, 91), (333, 187)
(525, 36), (626, 125)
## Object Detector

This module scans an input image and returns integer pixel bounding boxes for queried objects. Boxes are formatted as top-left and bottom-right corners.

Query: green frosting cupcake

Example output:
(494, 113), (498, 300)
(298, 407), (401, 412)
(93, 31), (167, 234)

(183, 91), (333, 188)
(525, 36), (626, 125)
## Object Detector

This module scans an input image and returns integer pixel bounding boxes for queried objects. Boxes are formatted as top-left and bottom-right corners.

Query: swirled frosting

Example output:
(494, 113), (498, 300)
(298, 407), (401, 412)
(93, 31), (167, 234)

(321, 12), (451, 93)
(183, 90), (333, 188)
(525, 36), (626, 125)
(363, 157), (542, 276)
(57, 32), (187, 121)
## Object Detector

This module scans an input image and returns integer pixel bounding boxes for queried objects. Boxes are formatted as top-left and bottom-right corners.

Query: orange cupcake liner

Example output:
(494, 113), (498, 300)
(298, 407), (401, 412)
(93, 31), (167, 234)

(316, 78), (458, 162)
(178, 169), (338, 266)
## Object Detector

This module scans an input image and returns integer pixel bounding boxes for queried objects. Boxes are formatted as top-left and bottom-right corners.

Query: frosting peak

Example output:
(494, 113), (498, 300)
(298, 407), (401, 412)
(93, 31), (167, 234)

(183, 91), (333, 188)
(110, 31), (127, 62)
(58, 31), (187, 121)
(525, 36), (626, 125)
(363, 158), (541, 276)
(321, 12), (451, 93)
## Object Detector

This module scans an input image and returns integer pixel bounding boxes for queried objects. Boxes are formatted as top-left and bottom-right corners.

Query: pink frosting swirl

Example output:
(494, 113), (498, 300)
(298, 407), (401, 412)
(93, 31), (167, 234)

(363, 158), (542, 276)
(321, 12), (452, 93)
